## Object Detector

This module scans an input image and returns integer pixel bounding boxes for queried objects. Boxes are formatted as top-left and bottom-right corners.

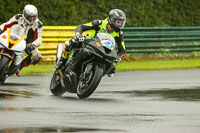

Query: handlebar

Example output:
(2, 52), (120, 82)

(71, 36), (94, 44)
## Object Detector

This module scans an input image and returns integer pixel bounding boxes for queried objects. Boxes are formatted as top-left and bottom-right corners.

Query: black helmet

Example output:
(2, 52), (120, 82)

(108, 9), (126, 32)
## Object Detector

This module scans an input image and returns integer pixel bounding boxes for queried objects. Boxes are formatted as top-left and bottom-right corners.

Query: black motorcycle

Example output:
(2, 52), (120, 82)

(50, 33), (117, 99)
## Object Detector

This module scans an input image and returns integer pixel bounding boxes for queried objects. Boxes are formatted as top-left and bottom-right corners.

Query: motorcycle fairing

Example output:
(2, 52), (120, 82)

(0, 28), (26, 52)
(61, 69), (77, 93)
(101, 40), (114, 51)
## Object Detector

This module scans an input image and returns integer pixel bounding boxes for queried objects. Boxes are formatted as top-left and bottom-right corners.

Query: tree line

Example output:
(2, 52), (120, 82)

(0, 0), (200, 26)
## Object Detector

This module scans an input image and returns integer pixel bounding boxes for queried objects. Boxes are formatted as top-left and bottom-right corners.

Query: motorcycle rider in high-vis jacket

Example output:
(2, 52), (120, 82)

(56, 9), (126, 77)
(0, 4), (43, 76)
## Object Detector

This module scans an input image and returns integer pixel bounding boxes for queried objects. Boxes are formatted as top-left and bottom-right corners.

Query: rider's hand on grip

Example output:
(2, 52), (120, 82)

(26, 44), (36, 54)
(71, 37), (77, 43)
(115, 57), (121, 63)
(64, 41), (70, 47)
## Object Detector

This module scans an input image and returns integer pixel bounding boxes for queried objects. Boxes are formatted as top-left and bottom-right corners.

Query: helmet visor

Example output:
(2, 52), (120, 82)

(27, 16), (36, 22)
(113, 19), (126, 29)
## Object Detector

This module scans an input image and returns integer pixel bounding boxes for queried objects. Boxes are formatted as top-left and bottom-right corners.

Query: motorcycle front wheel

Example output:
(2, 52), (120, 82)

(77, 64), (103, 99)
(0, 56), (10, 84)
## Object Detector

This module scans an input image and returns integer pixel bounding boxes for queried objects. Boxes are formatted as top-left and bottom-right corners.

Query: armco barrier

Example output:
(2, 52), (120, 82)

(123, 27), (200, 54)
(40, 26), (200, 62)
(40, 26), (91, 62)
(40, 26), (76, 62)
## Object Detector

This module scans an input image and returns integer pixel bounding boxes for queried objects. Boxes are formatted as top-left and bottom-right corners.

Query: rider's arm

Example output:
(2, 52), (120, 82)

(0, 15), (19, 32)
(31, 20), (43, 47)
(75, 20), (102, 36)
(115, 31), (126, 58)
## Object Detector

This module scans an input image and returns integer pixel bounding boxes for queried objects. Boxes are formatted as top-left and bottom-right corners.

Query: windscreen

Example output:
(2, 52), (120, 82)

(10, 24), (26, 40)
(96, 33), (116, 51)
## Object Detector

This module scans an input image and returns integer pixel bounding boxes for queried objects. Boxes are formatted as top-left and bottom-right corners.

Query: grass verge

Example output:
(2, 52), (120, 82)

(115, 59), (200, 71)
(21, 59), (200, 75)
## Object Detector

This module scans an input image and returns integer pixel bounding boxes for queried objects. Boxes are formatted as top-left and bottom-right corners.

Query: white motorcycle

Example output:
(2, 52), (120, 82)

(0, 24), (26, 84)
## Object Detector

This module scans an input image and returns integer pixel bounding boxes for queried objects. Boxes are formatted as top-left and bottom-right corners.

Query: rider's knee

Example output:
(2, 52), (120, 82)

(31, 56), (41, 65)
(31, 51), (41, 65)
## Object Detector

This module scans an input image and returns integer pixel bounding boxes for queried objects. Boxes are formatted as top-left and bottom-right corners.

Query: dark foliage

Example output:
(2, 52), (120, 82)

(0, 0), (200, 26)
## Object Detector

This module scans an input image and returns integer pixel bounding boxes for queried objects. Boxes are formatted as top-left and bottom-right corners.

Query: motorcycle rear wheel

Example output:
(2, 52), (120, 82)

(50, 70), (65, 96)
(77, 64), (103, 99)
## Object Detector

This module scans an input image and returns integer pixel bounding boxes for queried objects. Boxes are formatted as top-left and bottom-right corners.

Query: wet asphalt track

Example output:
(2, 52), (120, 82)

(0, 69), (200, 133)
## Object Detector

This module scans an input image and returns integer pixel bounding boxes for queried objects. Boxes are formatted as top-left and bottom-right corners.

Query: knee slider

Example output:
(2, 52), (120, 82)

(32, 57), (41, 65)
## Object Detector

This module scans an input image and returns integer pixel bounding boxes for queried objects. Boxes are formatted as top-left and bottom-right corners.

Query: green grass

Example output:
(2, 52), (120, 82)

(21, 59), (200, 75)
(115, 59), (200, 71)
(21, 65), (55, 75)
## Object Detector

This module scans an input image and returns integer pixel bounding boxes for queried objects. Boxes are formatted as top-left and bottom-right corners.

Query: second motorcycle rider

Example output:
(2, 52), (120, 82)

(0, 4), (43, 76)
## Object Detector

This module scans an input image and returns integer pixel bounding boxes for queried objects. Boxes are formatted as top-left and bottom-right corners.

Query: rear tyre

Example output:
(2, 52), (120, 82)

(50, 70), (65, 96)
(0, 56), (10, 84)
(77, 64), (103, 99)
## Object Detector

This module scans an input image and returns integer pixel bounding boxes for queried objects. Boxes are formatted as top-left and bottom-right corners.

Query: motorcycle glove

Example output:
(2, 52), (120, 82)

(26, 44), (36, 54)
(115, 57), (121, 63)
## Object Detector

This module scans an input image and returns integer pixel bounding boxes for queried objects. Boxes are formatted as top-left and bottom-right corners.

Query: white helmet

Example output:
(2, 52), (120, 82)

(23, 4), (38, 25)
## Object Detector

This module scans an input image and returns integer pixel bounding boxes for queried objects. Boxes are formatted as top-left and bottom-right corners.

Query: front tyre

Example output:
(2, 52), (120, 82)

(77, 64), (103, 99)
(0, 56), (10, 84)
(50, 70), (65, 96)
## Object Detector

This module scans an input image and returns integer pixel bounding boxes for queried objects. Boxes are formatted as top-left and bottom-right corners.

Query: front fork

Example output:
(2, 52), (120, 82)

(8, 53), (15, 66)
(58, 69), (63, 78)
(80, 63), (94, 82)
(0, 48), (4, 59)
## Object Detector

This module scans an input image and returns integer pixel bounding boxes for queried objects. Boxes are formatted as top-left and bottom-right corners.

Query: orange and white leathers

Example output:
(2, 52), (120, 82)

(0, 14), (43, 64)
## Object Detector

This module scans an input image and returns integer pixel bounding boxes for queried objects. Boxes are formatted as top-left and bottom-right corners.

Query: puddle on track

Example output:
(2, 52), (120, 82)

(0, 126), (124, 133)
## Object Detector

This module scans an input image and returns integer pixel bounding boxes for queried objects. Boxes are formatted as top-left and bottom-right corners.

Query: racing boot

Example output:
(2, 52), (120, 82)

(16, 69), (21, 77)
